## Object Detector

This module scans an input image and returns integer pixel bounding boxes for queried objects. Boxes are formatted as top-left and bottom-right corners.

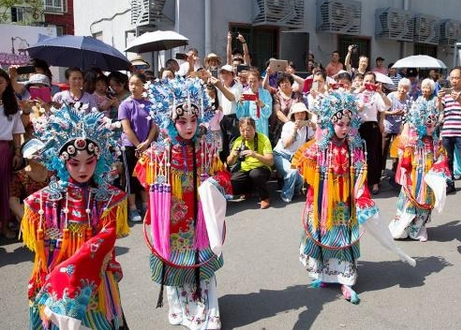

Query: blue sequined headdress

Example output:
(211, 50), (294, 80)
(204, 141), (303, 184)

(405, 98), (439, 143)
(33, 103), (122, 188)
(145, 76), (213, 143)
(313, 91), (363, 149)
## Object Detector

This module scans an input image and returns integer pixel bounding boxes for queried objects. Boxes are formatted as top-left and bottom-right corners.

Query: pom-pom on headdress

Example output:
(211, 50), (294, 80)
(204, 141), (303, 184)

(313, 91), (363, 149)
(145, 76), (213, 143)
(33, 103), (122, 187)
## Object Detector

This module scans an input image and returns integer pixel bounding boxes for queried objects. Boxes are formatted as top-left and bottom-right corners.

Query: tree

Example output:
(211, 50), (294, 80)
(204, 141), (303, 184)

(0, 0), (44, 24)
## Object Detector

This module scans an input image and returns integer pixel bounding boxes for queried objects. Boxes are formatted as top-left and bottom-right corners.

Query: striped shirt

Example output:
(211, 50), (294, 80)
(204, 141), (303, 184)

(441, 94), (461, 137)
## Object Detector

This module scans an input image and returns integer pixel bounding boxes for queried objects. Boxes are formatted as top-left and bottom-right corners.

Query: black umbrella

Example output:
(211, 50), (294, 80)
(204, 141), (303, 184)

(27, 35), (131, 71)
(125, 30), (189, 53)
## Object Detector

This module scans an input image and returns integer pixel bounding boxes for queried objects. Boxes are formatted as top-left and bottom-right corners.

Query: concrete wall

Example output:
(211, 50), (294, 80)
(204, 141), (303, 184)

(72, 0), (461, 73)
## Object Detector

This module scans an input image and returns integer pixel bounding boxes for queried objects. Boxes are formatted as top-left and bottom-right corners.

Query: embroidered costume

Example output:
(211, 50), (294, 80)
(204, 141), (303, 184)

(135, 77), (232, 329)
(21, 104), (129, 329)
(293, 91), (416, 304)
(389, 99), (450, 241)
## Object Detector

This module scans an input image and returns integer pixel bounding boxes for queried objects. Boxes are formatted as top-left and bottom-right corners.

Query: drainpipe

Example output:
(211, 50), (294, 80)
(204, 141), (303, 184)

(401, 0), (410, 57)
(205, 0), (211, 56)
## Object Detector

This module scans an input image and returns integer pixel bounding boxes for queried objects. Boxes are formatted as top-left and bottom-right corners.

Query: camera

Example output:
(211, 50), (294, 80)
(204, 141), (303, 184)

(351, 44), (358, 50)
(237, 64), (250, 73)
(237, 143), (250, 161)
(106, 87), (116, 98)
(17, 65), (35, 75)
(175, 53), (188, 60)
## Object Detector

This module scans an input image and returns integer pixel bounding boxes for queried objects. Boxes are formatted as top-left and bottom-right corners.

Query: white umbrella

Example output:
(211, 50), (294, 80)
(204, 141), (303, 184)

(125, 30), (189, 53)
(374, 72), (394, 85)
(392, 55), (447, 69)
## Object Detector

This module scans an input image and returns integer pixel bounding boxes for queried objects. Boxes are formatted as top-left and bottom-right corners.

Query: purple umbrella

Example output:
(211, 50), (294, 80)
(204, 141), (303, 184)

(26, 35), (131, 71)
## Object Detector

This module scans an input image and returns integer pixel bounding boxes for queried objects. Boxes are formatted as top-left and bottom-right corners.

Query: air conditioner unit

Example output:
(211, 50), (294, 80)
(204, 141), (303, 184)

(375, 8), (414, 42)
(440, 19), (461, 46)
(130, 0), (173, 27)
(317, 0), (362, 35)
(252, 0), (304, 27)
(413, 14), (440, 45)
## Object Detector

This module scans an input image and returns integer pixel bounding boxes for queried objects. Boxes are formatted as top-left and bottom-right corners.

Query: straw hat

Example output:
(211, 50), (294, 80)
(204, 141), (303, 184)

(204, 53), (222, 67)
(130, 54), (150, 68)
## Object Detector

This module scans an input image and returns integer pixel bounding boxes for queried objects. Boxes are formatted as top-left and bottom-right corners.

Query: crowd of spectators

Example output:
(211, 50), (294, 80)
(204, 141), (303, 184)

(1, 34), (460, 239)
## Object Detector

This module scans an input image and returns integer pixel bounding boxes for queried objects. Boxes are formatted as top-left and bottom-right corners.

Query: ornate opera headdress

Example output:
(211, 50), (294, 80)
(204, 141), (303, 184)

(145, 76), (214, 143)
(405, 98), (440, 144)
(32, 103), (122, 188)
(313, 91), (363, 149)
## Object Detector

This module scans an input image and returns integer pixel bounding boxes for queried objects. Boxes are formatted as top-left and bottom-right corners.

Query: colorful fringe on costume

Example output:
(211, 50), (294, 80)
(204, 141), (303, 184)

(21, 182), (128, 330)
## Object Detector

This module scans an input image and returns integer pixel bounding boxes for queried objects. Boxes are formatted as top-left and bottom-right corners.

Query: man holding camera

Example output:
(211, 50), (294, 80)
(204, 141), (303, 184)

(177, 48), (202, 77)
(208, 64), (243, 164)
(227, 117), (274, 209)
(345, 45), (369, 78)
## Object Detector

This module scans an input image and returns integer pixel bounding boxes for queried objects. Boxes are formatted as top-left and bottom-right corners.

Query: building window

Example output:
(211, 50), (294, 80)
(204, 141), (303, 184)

(56, 25), (65, 36)
(44, 0), (67, 13)
(414, 44), (437, 58)
(11, 7), (25, 22)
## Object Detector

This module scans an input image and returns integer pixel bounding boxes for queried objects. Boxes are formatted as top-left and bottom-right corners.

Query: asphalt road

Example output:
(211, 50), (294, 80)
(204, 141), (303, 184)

(1, 177), (461, 329)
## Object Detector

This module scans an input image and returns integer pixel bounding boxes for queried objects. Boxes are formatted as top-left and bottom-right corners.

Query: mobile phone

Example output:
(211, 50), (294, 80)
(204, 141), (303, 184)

(299, 120), (311, 127)
(330, 83), (344, 90)
(29, 86), (52, 103)
(269, 59), (288, 73)
(17, 65), (35, 75)
(242, 93), (257, 101)
(190, 71), (203, 79)
(365, 82), (378, 91)
(175, 53), (188, 60)
(442, 87), (452, 94)
(303, 77), (313, 93)
(439, 80), (450, 89)
(311, 81), (319, 91)
(237, 65), (250, 73)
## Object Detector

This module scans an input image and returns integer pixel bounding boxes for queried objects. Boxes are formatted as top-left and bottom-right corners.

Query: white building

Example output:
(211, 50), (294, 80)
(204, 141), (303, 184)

(74, 0), (461, 75)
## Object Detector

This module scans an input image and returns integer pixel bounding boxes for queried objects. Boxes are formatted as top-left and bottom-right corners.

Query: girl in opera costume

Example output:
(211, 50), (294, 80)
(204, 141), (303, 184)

(21, 102), (130, 329)
(135, 77), (232, 330)
(292, 91), (416, 305)
(389, 99), (450, 241)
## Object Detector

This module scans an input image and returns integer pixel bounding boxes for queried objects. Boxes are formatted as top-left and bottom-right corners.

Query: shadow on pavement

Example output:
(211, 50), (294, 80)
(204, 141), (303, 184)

(0, 245), (32, 268)
(220, 255), (451, 329)
(115, 245), (130, 257)
(429, 220), (461, 243)
(357, 255), (452, 293)
(225, 180), (305, 216)
(220, 284), (337, 330)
